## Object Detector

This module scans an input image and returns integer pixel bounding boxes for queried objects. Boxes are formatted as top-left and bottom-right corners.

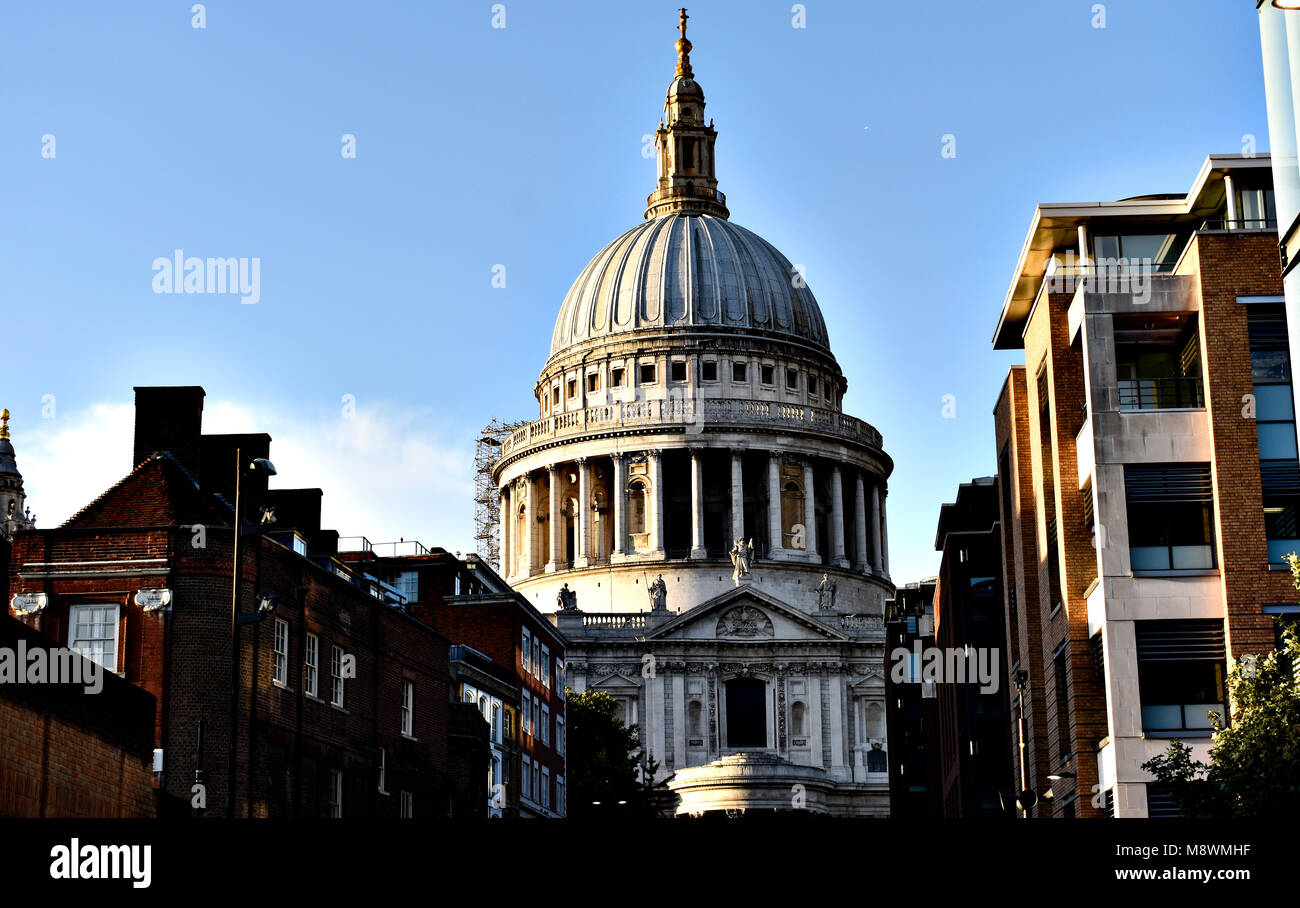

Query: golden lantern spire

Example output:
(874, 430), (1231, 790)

(675, 8), (693, 78)
(0, 409), (9, 440)
(645, 7), (727, 220)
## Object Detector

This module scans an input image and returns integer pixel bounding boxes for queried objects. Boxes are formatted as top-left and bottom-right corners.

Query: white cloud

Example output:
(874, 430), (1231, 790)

(13, 397), (476, 553)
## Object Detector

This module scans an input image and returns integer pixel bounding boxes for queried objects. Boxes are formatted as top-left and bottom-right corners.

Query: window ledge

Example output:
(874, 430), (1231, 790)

(1131, 569), (1220, 578)
(1143, 729), (1213, 739)
(1268, 563), (1294, 572)
(401, 733), (417, 742)
(305, 692), (323, 703)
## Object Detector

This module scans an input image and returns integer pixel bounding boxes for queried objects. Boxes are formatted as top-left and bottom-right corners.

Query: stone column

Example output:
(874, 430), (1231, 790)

(830, 465), (848, 569)
(498, 487), (509, 577)
(731, 452), (744, 542)
(767, 453), (785, 560)
(649, 449), (664, 555)
(870, 483), (882, 574)
(524, 474), (537, 576)
(880, 489), (890, 578)
(545, 463), (560, 572)
(612, 453), (626, 558)
(854, 474), (869, 572)
(802, 461), (819, 561)
(689, 448), (707, 559)
(575, 458), (591, 568)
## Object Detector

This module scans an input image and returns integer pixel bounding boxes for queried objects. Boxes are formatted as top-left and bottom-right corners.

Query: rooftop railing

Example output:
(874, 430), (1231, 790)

(498, 398), (883, 460)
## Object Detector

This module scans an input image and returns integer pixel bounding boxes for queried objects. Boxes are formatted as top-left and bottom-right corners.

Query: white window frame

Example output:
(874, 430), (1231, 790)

(556, 659), (565, 690)
(522, 629), (532, 675)
(272, 617), (289, 686)
(401, 680), (415, 737)
(68, 603), (120, 673)
(522, 691), (532, 737)
(521, 755), (532, 799)
(556, 775), (565, 815)
(304, 632), (319, 697)
(400, 790), (413, 818)
(541, 765), (551, 809)
(532, 637), (540, 677)
(377, 747), (388, 795)
(331, 644), (345, 707)
(541, 644), (550, 688)
(555, 717), (565, 757)
(329, 769), (343, 818)
(541, 704), (550, 747)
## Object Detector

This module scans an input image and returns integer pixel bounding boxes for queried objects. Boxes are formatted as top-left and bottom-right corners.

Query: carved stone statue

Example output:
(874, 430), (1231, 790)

(648, 574), (668, 611)
(816, 573), (837, 610)
(729, 538), (754, 586)
(557, 583), (578, 611)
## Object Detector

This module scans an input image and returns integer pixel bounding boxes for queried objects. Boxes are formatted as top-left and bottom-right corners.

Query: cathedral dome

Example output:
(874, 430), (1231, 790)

(549, 214), (831, 359)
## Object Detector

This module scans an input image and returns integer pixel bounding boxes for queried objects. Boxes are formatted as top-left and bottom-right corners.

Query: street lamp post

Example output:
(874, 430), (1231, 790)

(226, 448), (277, 818)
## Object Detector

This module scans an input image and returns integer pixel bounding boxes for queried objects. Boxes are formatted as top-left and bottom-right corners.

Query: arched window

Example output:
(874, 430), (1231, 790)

(687, 700), (702, 737)
(791, 701), (807, 736)
(516, 504), (528, 572)
(491, 703), (501, 742)
(628, 479), (648, 535)
(781, 476), (806, 549)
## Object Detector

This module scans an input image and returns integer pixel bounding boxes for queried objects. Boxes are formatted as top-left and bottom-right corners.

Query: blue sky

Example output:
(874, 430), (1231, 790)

(0, 0), (1273, 585)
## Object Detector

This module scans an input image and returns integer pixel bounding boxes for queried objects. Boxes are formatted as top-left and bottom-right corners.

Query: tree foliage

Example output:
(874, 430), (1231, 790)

(564, 688), (652, 818)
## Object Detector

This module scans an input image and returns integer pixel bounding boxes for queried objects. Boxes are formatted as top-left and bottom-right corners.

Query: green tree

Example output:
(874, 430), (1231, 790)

(1142, 556), (1300, 817)
(564, 688), (648, 817)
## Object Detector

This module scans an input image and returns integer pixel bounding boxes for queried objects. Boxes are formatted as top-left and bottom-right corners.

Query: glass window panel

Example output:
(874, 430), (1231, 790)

(1258, 422), (1299, 459)
(1255, 384), (1295, 420)
(1268, 539), (1300, 564)
(1170, 545), (1213, 570)
(1252, 350), (1291, 383)
(1140, 705), (1182, 730)
(1131, 546), (1170, 571)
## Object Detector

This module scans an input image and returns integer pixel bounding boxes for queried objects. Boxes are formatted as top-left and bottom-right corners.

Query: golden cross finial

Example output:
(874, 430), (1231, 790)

(0, 409), (9, 440)
(675, 7), (693, 77)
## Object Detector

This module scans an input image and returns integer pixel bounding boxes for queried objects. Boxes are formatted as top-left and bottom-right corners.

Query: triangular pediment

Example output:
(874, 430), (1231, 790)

(589, 672), (643, 690)
(646, 585), (849, 642)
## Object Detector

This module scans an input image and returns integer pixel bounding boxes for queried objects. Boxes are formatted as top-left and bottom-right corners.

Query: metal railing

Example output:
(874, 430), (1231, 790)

(1117, 376), (1205, 411)
(498, 398), (883, 460)
(1200, 218), (1277, 232)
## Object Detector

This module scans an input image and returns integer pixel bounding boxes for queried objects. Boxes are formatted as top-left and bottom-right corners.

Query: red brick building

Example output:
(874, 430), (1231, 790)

(0, 613), (157, 817)
(931, 477), (1012, 816)
(337, 543), (567, 818)
(992, 155), (1300, 816)
(6, 386), (464, 818)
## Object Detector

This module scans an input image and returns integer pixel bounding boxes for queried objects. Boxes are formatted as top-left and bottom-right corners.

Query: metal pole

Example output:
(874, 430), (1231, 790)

(1016, 680), (1028, 819)
(227, 448), (242, 817)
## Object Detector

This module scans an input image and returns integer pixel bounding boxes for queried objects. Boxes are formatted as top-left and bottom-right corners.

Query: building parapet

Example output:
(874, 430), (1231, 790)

(497, 397), (883, 464)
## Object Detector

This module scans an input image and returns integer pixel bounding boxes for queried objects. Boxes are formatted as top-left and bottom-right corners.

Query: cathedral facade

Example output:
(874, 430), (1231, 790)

(491, 12), (894, 816)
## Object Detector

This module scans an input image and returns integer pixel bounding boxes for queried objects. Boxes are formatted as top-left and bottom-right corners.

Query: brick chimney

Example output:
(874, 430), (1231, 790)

(132, 386), (205, 475)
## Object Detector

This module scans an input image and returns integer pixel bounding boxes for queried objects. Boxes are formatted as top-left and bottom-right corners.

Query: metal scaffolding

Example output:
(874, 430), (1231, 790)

(474, 418), (525, 569)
